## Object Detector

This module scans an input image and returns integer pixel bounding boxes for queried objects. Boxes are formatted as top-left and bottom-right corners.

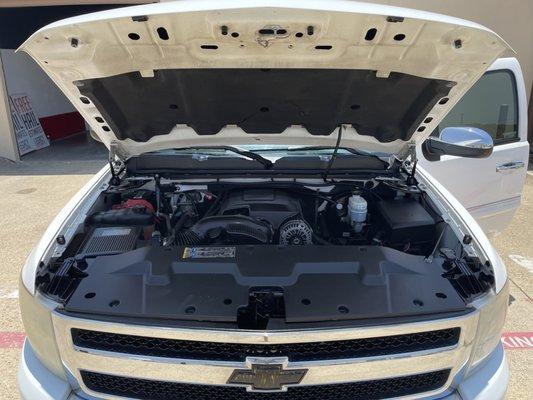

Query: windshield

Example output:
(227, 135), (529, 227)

(148, 146), (368, 157)
(130, 144), (391, 174)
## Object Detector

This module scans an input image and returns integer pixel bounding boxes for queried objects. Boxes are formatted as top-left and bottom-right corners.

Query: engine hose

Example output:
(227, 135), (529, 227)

(174, 212), (191, 232)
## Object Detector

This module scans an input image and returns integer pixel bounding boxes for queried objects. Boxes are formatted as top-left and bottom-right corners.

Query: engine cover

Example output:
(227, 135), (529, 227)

(219, 189), (301, 229)
(65, 245), (466, 324)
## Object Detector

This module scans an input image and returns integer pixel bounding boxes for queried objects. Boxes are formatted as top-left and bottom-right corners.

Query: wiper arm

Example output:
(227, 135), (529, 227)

(222, 146), (273, 169)
(285, 145), (385, 163)
(179, 146), (273, 169)
(285, 146), (364, 155)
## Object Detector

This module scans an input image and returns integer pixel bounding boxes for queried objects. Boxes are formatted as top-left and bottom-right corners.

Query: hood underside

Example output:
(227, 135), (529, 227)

(20, 0), (511, 157)
(78, 68), (453, 142)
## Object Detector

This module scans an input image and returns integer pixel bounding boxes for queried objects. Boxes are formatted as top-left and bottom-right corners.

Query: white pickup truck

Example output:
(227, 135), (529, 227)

(17, 1), (529, 400)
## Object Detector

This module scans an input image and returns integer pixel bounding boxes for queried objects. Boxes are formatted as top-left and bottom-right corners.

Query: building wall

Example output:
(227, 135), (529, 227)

(0, 51), (19, 160)
(1, 49), (85, 141)
(1, 49), (74, 118)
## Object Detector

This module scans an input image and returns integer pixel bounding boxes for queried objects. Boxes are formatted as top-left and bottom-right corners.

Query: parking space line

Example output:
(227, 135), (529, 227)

(0, 289), (18, 299)
(0, 332), (25, 349)
(509, 254), (533, 273)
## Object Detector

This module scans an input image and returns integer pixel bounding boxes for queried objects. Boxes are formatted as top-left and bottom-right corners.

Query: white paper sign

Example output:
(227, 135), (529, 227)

(9, 93), (50, 155)
(8, 97), (33, 156)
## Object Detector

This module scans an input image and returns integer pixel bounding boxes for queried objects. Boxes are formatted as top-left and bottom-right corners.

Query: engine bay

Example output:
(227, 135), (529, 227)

(37, 177), (495, 329)
(80, 182), (439, 251)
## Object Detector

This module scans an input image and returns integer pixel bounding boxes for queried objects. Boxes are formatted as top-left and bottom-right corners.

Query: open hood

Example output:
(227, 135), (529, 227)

(20, 0), (511, 158)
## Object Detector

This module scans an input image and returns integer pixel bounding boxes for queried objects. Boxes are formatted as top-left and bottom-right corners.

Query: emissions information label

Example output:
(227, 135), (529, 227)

(182, 247), (236, 259)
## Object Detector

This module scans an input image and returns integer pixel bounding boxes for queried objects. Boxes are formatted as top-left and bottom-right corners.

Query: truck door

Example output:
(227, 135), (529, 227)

(418, 57), (529, 237)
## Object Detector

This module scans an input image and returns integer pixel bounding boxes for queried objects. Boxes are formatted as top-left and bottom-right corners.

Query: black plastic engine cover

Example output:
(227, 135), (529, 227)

(219, 189), (301, 229)
(65, 245), (465, 323)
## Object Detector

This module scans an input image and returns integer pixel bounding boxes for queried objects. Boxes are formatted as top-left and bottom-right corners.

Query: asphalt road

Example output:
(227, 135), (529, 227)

(0, 138), (530, 399)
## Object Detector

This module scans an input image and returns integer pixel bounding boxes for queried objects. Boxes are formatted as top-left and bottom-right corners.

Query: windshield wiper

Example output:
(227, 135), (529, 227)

(284, 146), (365, 155)
(250, 145), (372, 157)
(284, 145), (386, 163)
(177, 146), (273, 169)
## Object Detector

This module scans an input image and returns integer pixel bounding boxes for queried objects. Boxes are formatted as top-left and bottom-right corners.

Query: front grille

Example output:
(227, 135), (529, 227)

(81, 369), (450, 400)
(72, 327), (460, 362)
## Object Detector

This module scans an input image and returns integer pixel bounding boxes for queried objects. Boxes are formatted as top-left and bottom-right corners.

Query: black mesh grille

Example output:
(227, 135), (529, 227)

(81, 369), (450, 400)
(72, 328), (460, 362)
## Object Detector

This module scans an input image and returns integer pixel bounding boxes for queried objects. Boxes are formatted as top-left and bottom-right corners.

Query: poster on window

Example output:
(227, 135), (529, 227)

(9, 93), (50, 155)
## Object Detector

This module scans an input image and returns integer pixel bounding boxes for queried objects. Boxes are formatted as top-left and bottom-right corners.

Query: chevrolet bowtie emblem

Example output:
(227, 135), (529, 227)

(227, 363), (308, 391)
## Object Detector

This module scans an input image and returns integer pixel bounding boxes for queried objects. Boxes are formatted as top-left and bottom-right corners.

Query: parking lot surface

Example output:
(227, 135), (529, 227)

(0, 137), (531, 399)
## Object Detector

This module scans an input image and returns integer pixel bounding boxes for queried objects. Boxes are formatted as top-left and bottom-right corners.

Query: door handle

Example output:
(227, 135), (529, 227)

(496, 161), (525, 172)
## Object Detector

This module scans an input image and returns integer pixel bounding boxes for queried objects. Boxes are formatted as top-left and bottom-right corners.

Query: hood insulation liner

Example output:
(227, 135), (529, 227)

(78, 68), (454, 143)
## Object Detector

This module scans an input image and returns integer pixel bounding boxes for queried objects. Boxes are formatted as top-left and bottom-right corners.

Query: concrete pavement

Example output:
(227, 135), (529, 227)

(0, 136), (530, 398)
(490, 168), (533, 399)
(0, 134), (106, 398)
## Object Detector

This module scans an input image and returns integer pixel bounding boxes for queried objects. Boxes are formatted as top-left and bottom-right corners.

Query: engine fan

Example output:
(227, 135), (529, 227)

(279, 219), (313, 245)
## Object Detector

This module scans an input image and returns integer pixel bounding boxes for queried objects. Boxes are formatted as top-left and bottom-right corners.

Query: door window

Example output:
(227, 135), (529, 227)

(434, 70), (518, 144)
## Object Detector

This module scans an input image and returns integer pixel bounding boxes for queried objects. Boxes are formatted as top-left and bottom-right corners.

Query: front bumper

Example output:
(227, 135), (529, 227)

(19, 338), (508, 400)
(18, 340), (72, 400)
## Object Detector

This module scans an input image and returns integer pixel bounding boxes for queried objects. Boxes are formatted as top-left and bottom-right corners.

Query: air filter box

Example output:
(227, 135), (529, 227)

(80, 226), (140, 257)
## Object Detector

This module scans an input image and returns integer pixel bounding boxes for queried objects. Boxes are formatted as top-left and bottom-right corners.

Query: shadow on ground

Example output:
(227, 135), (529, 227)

(0, 132), (107, 176)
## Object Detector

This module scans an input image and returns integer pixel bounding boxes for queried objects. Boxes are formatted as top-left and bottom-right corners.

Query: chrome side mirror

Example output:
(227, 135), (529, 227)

(422, 127), (493, 161)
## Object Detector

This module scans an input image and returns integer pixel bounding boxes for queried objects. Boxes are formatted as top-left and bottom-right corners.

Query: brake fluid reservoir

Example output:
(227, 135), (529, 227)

(348, 195), (367, 233)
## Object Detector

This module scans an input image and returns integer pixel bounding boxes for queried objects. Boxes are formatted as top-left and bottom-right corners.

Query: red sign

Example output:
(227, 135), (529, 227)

(501, 332), (533, 349)
(0, 332), (25, 349)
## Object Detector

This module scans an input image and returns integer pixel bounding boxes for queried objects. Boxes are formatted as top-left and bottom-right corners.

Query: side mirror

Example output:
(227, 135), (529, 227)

(422, 127), (493, 161)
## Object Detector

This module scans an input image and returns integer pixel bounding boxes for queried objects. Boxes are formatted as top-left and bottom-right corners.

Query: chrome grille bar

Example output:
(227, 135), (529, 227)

(52, 311), (479, 399)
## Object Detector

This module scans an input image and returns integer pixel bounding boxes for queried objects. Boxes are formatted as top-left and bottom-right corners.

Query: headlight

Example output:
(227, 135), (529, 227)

(467, 280), (509, 372)
(19, 278), (66, 380)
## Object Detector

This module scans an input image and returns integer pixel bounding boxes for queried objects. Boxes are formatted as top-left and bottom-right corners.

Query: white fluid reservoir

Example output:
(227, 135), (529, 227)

(348, 194), (367, 233)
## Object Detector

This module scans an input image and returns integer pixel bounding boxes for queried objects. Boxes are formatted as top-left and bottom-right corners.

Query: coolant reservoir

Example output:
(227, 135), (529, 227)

(348, 194), (367, 233)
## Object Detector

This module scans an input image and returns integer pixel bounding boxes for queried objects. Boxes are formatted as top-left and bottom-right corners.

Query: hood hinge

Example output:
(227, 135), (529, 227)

(109, 142), (128, 185)
(406, 141), (417, 164)
(109, 141), (129, 162)
(402, 141), (418, 185)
